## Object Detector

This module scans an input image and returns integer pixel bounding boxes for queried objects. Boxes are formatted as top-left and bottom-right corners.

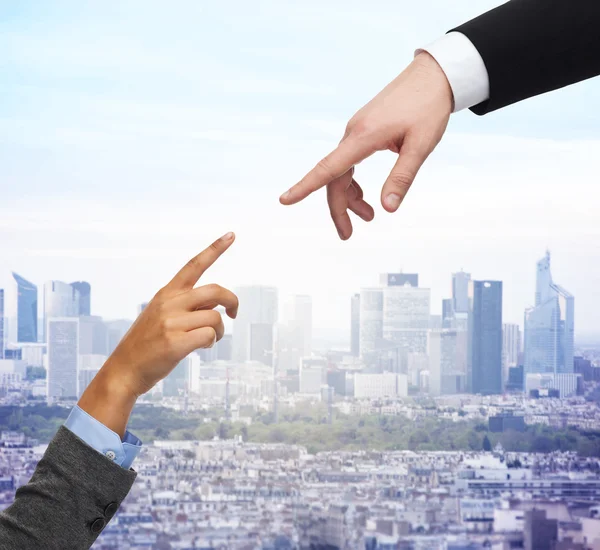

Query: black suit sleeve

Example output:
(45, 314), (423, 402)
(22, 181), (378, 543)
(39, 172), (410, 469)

(0, 427), (136, 550)
(451, 0), (600, 115)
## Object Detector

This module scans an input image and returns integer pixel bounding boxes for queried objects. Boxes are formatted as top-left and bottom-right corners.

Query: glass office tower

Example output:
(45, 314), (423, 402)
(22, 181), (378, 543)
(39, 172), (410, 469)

(524, 251), (574, 375)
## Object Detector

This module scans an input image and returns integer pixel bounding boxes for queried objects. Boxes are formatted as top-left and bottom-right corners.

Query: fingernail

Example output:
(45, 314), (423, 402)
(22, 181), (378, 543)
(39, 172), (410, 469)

(221, 232), (234, 241)
(384, 193), (401, 211)
(280, 190), (291, 201)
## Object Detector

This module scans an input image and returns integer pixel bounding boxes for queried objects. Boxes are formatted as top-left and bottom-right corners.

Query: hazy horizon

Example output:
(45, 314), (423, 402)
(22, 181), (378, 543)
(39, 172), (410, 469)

(2, 0), (599, 336)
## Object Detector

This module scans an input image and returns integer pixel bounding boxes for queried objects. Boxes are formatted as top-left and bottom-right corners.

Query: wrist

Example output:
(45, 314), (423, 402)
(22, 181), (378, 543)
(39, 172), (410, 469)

(412, 51), (454, 113)
(78, 365), (138, 439)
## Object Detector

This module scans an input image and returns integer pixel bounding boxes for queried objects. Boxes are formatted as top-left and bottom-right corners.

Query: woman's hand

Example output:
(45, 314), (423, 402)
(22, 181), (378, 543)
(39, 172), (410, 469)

(78, 232), (239, 436)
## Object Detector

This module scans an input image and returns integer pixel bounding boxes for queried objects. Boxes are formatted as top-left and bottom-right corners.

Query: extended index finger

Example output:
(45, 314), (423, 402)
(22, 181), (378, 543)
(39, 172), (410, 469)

(280, 137), (374, 205)
(166, 232), (235, 291)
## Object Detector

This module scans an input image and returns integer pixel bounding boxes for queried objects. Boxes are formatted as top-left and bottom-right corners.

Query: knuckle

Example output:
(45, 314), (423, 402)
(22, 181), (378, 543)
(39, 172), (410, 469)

(351, 117), (375, 138)
(316, 157), (335, 179)
(156, 299), (170, 316)
(204, 283), (222, 295)
(187, 254), (203, 269)
(162, 317), (175, 332)
(153, 288), (167, 302)
(388, 171), (414, 191)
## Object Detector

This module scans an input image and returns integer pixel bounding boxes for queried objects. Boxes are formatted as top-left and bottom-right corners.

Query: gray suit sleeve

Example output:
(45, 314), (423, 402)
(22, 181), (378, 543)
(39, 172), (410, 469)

(0, 426), (137, 550)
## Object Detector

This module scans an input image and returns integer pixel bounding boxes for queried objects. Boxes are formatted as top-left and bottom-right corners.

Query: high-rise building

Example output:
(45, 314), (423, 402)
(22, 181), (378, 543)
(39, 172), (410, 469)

(278, 295), (312, 371)
(379, 273), (418, 287)
(383, 280), (430, 354)
(70, 281), (91, 316)
(285, 295), (312, 357)
(502, 323), (521, 385)
(43, 281), (79, 342)
(358, 275), (429, 365)
(359, 288), (383, 359)
(106, 319), (132, 355)
(442, 298), (454, 329)
(350, 294), (360, 357)
(163, 356), (189, 397)
(524, 251), (574, 375)
(249, 323), (274, 366)
(428, 329), (467, 396)
(47, 317), (79, 400)
(79, 316), (109, 355)
(5, 273), (38, 344)
(469, 280), (503, 394)
(452, 271), (471, 314)
(232, 286), (278, 362)
(19, 343), (45, 368)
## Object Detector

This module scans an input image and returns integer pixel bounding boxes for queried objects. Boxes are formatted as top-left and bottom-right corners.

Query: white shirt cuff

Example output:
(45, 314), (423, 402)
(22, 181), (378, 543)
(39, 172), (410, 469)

(416, 32), (490, 113)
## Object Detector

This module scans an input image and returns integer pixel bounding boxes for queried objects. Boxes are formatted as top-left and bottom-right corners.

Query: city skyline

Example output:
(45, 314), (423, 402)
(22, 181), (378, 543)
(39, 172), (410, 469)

(0, 249), (589, 349)
(1, 1), (600, 341)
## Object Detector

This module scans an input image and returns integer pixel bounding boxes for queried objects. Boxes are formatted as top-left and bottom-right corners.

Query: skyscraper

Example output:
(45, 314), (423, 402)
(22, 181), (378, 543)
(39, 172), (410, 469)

(43, 281), (79, 342)
(379, 273), (419, 287)
(358, 288), (383, 359)
(106, 319), (132, 355)
(70, 281), (91, 316)
(163, 356), (189, 397)
(350, 293), (360, 357)
(284, 295), (312, 358)
(7, 273), (38, 344)
(278, 295), (313, 372)
(250, 323), (274, 366)
(232, 286), (278, 363)
(47, 317), (79, 400)
(469, 280), (503, 394)
(452, 271), (471, 314)
(442, 298), (454, 329)
(502, 323), (521, 384)
(429, 329), (467, 396)
(383, 279), (430, 354)
(79, 316), (109, 355)
(524, 251), (574, 375)
(359, 274), (429, 365)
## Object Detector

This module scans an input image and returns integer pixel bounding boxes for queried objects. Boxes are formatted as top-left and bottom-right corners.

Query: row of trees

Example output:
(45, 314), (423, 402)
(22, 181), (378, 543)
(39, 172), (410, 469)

(2, 404), (599, 457)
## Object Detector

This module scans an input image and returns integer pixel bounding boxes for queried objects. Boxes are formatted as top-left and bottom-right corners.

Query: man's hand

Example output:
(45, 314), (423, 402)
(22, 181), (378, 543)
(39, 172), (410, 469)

(78, 232), (239, 436)
(279, 52), (453, 240)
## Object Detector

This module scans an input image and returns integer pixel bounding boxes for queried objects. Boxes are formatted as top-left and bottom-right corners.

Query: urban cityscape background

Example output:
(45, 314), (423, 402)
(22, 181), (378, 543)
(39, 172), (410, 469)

(0, 249), (599, 549)
(2, 1), (600, 549)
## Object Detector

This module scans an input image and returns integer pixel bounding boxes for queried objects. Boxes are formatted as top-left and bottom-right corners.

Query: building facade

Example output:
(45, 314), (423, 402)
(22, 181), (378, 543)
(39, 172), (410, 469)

(47, 317), (79, 399)
(469, 280), (503, 394)
(70, 281), (91, 316)
(232, 286), (278, 363)
(43, 281), (79, 342)
(452, 271), (471, 314)
(524, 251), (574, 375)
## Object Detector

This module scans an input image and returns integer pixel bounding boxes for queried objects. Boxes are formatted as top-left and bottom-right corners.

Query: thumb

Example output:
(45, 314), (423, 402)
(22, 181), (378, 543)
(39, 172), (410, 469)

(381, 140), (427, 213)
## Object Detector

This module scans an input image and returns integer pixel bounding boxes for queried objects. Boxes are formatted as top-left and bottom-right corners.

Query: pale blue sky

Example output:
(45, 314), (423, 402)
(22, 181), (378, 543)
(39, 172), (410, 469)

(1, 1), (599, 339)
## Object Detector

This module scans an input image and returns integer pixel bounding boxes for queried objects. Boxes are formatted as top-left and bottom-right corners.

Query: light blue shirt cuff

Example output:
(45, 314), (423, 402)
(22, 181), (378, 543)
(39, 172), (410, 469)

(64, 405), (142, 470)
